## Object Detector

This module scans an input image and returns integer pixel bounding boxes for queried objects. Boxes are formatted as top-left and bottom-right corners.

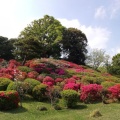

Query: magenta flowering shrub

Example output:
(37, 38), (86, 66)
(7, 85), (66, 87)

(63, 83), (80, 91)
(43, 76), (55, 86)
(108, 84), (120, 100)
(0, 90), (20, 110)
(80, 84), (103, 102)
(55, 68), (65, 75)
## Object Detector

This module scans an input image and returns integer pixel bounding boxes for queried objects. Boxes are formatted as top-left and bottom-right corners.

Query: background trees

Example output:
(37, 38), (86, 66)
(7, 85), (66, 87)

(13, 15), (88, 65)
(85, 49), (110, 69)
(0, 36), (15, 60)
(108, 53), (120, 76)
(61, 28), (88, 65)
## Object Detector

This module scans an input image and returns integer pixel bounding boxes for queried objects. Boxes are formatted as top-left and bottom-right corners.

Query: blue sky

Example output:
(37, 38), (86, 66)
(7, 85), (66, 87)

(0, 0), (120, 57)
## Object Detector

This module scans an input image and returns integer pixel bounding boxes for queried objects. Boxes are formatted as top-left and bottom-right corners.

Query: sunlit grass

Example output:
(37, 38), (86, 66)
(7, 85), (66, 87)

(0, 100), (120, 120)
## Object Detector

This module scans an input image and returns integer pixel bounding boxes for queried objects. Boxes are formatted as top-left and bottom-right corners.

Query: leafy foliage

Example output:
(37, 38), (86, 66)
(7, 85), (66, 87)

(0, 77), (13, 90)
(61, 28), (88, 65)
(32, 84), (48, 101)
(108, 53), (120, 76)
(61, 89), (79, 108)
(14, 15), (64, 61)
(0, 36), (15, 60)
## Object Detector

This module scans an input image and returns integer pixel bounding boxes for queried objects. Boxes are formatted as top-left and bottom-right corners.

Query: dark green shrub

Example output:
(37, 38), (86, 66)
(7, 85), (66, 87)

(81, 76), (105, 84)
(24, 78), (40, 94)
(0, 77), (13, 91)
(0, 90), (19, 110)
(53, 104), (62, 110)
(61, 89), (79, 108)
(101, 81), (116, 89)
(18, 66), (33, 73)
(32, 84), (47, 101)
(94, 77), (105, 84)
(81, 76), (96, 84)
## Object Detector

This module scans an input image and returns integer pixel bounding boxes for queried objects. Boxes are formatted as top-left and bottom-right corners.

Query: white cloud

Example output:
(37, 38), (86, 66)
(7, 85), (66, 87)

(110, 0), (120, 18)
(58, 18), (111, 49)
(94, 6), (106, 19)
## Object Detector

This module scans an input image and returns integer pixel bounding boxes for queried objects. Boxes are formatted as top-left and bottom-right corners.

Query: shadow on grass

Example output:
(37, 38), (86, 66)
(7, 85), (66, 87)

(69, 104), (87, 110)
(2, 106), (28, 114)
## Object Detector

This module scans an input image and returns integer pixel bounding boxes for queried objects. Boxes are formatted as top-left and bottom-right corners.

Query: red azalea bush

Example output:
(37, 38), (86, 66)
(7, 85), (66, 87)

(0, 90), (20, 110)
(43, 76), (55, 86)
(63, 83), (80, 91)
(27, 71), (39, 79)
(65, 77), (76, 84)
(80, 84), (103, 103)
(108, 84), (120, 100)
(55, 78), (64, 83)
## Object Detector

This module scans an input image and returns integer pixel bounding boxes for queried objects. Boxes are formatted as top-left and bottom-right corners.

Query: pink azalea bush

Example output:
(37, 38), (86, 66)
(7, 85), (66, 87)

(80, 84), (103, 102)
(43, 76), (55, 86)
(55, 78), (63, 83)
(108, 84), (120, 100)
(63, 83), (80, 91)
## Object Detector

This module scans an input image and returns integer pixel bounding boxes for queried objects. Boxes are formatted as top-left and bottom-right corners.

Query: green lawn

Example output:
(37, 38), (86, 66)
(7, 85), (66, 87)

(0, 100), (120, 120)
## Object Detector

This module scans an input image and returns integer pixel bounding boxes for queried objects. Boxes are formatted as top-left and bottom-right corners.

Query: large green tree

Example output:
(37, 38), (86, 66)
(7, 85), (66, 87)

(61, 28), (88, 65)
(0, 36), (15, 60)
(14, 15), (65, 61)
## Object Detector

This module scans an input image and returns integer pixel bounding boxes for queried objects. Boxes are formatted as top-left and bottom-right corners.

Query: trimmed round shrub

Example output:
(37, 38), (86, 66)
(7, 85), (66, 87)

(18, 66), (33, 73)
(81, 76), (96, 84)
(101, 81), (116, 89)
(24, 78), (40, 94)
(7, 81), (30, 93)
(61, 89), (79, 108)
(32, 84), (47, 101)
(81, 76), (104, 84)
(0, 90), (19, 110)
(0, 77), (13, 91)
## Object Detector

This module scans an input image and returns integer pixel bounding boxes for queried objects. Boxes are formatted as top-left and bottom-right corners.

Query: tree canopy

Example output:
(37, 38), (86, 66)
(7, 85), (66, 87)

(13, 15), (88, 65)
(14, 15), (65, 61)
(61, 28), (88, 65)
(86, 49), (110, 69)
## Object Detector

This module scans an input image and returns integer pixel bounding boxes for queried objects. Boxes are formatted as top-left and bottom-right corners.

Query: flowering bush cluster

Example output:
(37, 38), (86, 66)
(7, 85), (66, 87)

(80, 84), (103, 102)
(0, 57), (120, 109)
(0, 90), (19, 110)
(108, 84), (120, 100)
